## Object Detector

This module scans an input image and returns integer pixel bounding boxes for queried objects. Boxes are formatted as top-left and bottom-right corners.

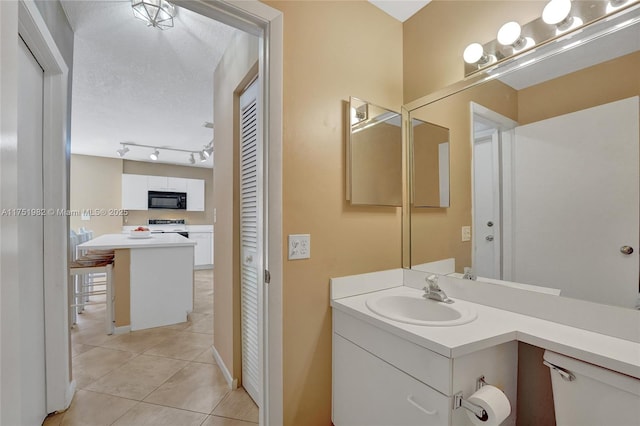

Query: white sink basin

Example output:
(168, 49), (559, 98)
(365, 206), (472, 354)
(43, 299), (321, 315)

(365, 293), (477, 326)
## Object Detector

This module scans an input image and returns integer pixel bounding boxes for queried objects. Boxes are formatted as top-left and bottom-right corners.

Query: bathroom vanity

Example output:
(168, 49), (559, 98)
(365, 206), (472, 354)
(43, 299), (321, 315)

(330, 269), (640, 426)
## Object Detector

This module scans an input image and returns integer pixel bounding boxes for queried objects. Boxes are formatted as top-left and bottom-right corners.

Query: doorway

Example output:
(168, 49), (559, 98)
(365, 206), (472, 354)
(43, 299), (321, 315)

(1, 1), (283, 424)
(470, 102), (517, 281)
(17, 34), (47, 426)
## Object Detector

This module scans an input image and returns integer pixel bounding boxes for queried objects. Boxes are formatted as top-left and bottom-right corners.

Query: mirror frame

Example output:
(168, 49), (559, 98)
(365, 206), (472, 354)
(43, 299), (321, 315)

(401, 2), (640, 269)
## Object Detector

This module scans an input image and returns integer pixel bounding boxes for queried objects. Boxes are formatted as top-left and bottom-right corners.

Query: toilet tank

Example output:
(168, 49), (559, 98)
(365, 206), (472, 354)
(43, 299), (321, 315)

(543, 350), (640, 426)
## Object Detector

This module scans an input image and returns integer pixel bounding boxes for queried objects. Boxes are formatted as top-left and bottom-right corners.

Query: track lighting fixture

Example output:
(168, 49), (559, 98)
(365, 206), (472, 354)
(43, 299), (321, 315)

(116, 142), (211, 165)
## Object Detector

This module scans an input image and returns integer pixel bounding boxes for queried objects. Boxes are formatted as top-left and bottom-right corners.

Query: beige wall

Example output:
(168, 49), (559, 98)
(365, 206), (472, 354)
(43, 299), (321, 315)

(403, 0), (545, 102)
(212, 30), (259, 381)
(70, 154), (123, 236)
(264, 1), (403, 424)
(122, 160), (214, 226)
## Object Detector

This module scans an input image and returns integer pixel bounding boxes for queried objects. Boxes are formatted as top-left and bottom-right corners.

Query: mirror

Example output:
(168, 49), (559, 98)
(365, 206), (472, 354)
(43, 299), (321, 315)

(347, 97), (402, 206)
(411, 118), (450, 207)
(407, 5), (640, 309)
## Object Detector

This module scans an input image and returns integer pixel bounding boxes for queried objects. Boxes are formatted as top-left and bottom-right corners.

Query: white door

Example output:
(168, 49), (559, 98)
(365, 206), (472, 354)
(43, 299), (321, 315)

(509, 97), (639, 307)
(473, 130), (501, 279)
(17, 36), (47, 424)
(239, 79), (262, 404)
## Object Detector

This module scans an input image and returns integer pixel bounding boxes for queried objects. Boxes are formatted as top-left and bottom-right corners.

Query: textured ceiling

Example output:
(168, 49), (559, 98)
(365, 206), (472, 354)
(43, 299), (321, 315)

(61, 1), (239, 167)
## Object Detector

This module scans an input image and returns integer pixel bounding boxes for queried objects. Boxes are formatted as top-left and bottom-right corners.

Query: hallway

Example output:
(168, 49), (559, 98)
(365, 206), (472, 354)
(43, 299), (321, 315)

(44, 270), (257, 426)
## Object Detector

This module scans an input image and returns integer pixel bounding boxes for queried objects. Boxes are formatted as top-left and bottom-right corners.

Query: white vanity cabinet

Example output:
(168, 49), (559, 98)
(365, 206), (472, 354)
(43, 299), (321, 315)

(332, 309), (517, 426)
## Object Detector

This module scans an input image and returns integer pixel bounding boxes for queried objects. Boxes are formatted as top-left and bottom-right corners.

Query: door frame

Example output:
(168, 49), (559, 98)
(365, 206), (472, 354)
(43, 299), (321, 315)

(469, 102), (517, 280)
(1, 0), (71, 418)
(171, 2), (283, 424)
(2, 1), (284, 425)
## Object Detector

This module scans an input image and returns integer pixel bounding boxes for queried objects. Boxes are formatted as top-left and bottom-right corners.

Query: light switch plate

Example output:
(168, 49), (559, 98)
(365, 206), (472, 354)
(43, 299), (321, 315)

(288, 234), (310, 260)
(461, 226), (471, 242)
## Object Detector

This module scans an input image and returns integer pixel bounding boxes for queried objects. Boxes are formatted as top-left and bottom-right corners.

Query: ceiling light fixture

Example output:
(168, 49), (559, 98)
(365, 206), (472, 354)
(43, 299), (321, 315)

(117, 142), (212, 165)
(116, 145), (130, 157)
(131, 0), (176, 30)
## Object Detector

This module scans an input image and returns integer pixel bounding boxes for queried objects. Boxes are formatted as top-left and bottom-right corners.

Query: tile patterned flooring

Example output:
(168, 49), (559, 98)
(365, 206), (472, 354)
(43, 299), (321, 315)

(44, 270), (258, 426)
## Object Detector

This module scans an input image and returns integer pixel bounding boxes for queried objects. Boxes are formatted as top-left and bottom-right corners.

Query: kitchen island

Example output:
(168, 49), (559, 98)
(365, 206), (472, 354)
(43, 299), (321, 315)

(78, 233), (196, 331)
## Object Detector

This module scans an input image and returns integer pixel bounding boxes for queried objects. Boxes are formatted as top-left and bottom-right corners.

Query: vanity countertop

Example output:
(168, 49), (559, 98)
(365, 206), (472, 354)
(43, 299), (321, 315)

(331, 285), (640, 379)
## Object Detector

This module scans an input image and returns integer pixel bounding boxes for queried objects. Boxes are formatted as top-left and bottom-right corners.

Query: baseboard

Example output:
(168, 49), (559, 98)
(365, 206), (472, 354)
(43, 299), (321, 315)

(65, 380), (76, 408)
(211, 345), (238, 389)
(113, 325), (131, 334)
(194, 264), (214, 270)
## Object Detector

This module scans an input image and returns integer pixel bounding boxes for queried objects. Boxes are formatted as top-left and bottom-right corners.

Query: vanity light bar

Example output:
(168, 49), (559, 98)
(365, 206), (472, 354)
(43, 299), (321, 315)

(463, 0), (637, 76)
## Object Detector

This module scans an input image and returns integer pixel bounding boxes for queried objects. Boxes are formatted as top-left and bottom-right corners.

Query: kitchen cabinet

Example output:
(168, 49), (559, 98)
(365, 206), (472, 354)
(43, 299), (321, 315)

(122, 174), (148, 210)
(147, 176), (187, 192)
(186, 179), (205, 211)
(122, 174), (205, 211)
(190, 232), (212, 268)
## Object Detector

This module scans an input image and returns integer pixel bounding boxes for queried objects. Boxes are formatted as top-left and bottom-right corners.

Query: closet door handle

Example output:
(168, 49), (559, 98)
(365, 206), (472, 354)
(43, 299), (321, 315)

(406, 395), (437, 416)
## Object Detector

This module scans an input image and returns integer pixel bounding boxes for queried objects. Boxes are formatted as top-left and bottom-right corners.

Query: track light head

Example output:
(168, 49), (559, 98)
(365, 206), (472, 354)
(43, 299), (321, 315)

(189, 153), (196, 164)
(116, 146), (130, 157)
(150, 149), (160, 161)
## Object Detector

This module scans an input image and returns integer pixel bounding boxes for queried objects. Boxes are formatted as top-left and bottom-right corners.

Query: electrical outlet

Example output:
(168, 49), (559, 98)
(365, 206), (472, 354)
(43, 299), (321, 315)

(288, 234), (310, 260)
(461, 226), (471, 242)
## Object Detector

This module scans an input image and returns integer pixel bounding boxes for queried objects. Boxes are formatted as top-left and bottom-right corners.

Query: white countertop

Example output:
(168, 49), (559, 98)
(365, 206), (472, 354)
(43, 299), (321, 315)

(332, 285), (640, 379)
(79, 233), (196, 250)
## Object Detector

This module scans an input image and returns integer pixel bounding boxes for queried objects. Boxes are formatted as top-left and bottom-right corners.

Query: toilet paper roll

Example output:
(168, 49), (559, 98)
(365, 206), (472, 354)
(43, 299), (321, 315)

(465, 385), (511, 426)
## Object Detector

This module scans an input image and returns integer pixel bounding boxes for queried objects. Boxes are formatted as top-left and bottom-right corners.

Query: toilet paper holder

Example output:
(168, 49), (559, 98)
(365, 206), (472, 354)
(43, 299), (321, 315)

(453, 376), (490, 421)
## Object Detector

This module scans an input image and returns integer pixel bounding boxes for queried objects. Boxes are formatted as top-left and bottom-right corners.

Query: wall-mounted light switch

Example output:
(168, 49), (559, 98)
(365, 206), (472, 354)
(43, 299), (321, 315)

(288, 234), (310, 260)
(462, 226), (471, 242)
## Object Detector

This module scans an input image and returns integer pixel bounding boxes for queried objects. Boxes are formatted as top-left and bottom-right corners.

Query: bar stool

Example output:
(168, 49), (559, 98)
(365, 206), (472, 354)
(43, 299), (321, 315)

(69, 232), (115, 334)
(69, 259), (114, 334)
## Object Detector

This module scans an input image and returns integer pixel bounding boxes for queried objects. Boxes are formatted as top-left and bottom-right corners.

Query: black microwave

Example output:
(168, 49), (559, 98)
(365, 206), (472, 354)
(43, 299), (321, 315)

(148, 191), (187, 210)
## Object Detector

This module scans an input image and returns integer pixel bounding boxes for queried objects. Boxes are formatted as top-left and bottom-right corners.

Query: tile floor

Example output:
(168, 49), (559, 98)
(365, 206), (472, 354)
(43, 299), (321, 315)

(44, 270), (258, 426)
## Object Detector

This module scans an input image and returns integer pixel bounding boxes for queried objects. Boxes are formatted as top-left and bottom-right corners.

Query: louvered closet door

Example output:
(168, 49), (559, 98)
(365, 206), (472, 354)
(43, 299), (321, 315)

(240, 79), (262, 405)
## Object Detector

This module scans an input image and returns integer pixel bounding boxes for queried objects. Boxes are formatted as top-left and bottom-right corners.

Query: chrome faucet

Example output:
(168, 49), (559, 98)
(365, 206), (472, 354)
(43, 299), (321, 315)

(462, 267), (477, 280)
(423, 274), (454, 304)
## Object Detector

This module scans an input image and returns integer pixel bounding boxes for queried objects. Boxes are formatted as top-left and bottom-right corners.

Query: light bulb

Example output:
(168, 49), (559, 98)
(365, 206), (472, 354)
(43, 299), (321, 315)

(543, 0), (572, 25)
(497, 21), (522, 46)
(463, 43), (485, 64)
(150, 149), (159, 161)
